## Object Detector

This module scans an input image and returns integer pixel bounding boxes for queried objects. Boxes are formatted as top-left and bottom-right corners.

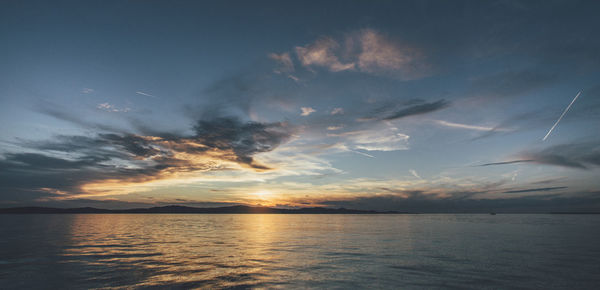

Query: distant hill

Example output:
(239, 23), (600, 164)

(0, 205), (402, 214)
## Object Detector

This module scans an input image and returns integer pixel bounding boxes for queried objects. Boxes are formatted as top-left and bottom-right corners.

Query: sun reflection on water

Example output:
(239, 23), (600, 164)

(4, 214), (598, 289)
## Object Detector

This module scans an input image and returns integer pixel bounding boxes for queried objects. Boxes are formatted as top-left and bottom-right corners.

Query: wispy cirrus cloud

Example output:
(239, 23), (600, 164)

(434, 120), (512, 132)
(97, 103), (131, 113)
(328, 125), (410, 152)
(330, 107), (344, 115)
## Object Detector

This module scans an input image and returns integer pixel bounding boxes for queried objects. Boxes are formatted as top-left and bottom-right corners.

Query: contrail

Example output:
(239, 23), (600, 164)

(542, 90), (582, 141)
(136, 91), (157, 98)
(348, 149), (375, 158)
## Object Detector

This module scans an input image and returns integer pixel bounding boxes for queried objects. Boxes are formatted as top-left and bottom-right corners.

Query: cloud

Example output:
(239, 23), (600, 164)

(292, 29), (428, 79)
(356, 29), (428, 79)
(329, 125), (410, 151)
(331, 107), (344, 115)
(158, 171), (600, 212)
(81, 88), (94, 94)
(300, 107), (316, 116)
(381, 99), (450, 121)
(520, 142), (600, 170)
(192, 117), (293, 168)
(326, 125), (343, 131)
(478, 160), (533, 167)
(479, 142), (600, 170)
(1, 152), (108, 170)
(503, 187), (568, 194)
(434, 120), (512, 132)
(0, 150), (159, 201)
(97, 103), (131, 113)
(197, 66), (306, 119)
(268, 52), (295, 74)
(295, 37), (355, 72)
(470, 111), (544, 141)
(260, 176), (600, 212)
(409, 169), (421, 179)
(0, 116), (296, 200)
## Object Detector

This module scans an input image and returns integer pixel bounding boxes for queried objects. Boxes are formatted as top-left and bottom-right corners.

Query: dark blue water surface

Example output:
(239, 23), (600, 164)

(1, 214), (599, 289)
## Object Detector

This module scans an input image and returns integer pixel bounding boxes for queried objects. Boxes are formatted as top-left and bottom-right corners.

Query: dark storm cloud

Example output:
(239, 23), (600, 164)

(503, 187), (568, 194)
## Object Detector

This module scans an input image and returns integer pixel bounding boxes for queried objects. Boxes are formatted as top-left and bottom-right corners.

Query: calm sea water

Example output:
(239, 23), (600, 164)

(0, 214), (599, 289)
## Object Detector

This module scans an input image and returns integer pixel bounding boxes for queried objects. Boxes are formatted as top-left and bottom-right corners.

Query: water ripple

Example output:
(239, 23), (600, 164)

(1, 214), (599, 289)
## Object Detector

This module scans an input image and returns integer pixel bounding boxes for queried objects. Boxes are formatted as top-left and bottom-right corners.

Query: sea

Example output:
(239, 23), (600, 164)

(1, 214), (599, 289)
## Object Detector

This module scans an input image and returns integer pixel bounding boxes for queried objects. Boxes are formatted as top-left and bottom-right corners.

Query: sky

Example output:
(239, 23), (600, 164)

(1, 0), (600, 212)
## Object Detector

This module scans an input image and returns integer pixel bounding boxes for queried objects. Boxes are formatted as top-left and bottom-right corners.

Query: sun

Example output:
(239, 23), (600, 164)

(252, 190), (272, 199)
(250, 190), (277, 206)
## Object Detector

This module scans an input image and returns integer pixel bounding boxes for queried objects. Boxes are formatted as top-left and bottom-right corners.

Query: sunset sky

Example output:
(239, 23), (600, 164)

(1, 0), (599, 212)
